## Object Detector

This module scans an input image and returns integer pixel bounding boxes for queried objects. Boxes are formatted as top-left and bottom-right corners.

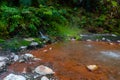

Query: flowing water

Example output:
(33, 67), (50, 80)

(29, 41), (120, 80)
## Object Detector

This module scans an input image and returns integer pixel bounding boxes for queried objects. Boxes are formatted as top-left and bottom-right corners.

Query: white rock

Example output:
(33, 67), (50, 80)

(19, 59), (25, 63)
(33, 75), (40, 79)
(3, 73), (26, 80)
(33, 58), (41, 61)
(109, 42), (113, 45)
(106, 39), (111, 42)
(49, 47), (52, 50)
(102, 37), (105, 40)
(41, 76), (49, 80)
(117, 40), (120, 43)
(0, 56), (8, 61)
(30, 42), (39, 46)
(19, 53), (34, 62)
(24, 53), (34, 58)
(43, 50), (48, 53)
(22, 68), (27, 73)
(34, 65), (55, 75)
(87, 65), (98, 71)
(86, 39), (92, 42)
(20, 46), (27, 49)
(24, 38), (34, 41)
(13, 55), (19, 62)
(0, 61), (6, 68)
(71, 38), (76, 41)
(111, 34), (117, 37)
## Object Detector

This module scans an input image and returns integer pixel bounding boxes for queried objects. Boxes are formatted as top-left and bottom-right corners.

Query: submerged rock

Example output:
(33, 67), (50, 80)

(34, 65), (55, 75)
(41, 76), (49, 80)
(43, 50), (48, 53)
(33, 58), (41, 61)
(109, 42), (114, 45)
(87, 65), (98, 71)
(3, 73), (26, 80)
(49, 47), (52, 50)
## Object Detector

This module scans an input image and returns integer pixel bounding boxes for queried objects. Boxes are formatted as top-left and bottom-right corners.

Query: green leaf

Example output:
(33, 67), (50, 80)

(29, 24), (37, 31)
(111, 1), (118, 7)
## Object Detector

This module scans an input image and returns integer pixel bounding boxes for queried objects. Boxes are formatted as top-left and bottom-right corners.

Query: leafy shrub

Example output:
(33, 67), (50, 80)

(0, 21), (8, 38)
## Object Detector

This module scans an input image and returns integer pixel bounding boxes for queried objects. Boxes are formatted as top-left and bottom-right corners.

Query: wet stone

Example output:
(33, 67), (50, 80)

(117, 40), (120, 43)
(30, 42), (39, 46)
(0, 61), (6, 72)
(0, 56), (9, 62)
(20, 46), (27, 50)
(0, 56), (11, 65)
(34, 65), (55, 75)
(10, 53), (19, 62)
(3, 73), (26, 80)
(41, 76), (49, 80)
(86, 39), (92, 42)
(19, 53), (34, 62)
(24, 53), (34, 58)
(87, 65), (98, 71)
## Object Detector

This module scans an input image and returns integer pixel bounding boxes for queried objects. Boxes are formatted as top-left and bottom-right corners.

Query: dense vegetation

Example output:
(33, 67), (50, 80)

(0, 0), (120, 39)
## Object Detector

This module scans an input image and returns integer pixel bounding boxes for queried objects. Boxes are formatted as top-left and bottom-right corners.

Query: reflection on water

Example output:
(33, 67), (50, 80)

(100, 51), (120, 58)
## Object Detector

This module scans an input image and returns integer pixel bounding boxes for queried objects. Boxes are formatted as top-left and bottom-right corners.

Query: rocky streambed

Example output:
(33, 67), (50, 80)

(0, 34), (120, 80)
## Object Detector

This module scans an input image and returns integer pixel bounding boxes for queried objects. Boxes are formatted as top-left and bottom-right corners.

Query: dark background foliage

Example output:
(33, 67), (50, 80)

(0, 0), (120, 39)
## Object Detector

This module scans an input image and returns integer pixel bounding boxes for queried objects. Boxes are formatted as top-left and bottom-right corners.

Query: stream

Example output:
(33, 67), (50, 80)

(30, 41), (120, 80)
(0, 34), (120, 80)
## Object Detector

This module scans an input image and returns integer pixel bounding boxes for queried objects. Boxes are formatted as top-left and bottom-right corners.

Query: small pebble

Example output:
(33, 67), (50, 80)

(49, 47), (52, 50)
(22, 68), (27, 73)
(87, 65), (98, 71)
(102, 37), (105, 40)
(86, 39), (92, 42)
(109, 42), (113, 45)
(43, 50), (48, 53)
(117, 40), (120, 43)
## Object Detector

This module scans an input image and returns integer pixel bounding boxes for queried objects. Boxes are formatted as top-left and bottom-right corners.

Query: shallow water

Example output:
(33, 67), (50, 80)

(1, 41), (120, 80)
(30, 41), (120, 80)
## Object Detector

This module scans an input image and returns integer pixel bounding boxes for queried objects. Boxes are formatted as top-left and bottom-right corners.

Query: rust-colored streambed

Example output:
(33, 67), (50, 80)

(4, 41), (120, 80)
